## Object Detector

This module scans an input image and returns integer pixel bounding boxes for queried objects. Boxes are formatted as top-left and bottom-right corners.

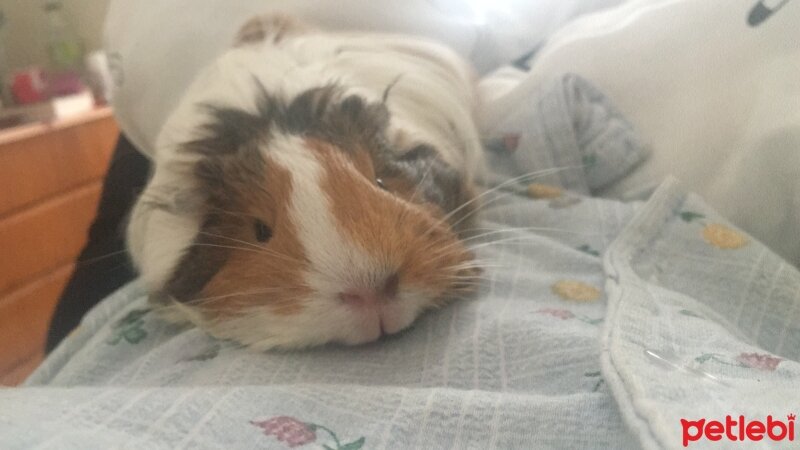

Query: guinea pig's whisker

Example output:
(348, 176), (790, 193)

(414, 226), (601, 263)
(393, 162), (437, 231)
(146, 288), (307, 318)
(194, 230), (301, 264)
(207, 206), (260, 219)
(442, 276), (491, 284)
(184, 242), (301, 266)
(416, 231), (493, 262)
(442, 273), (495, 283)
(411, 234), (459, 257)
(195, 231), (267, 251)
(413, 226), (499, 258)
(186, 242), (277, 255)
(461, 227), (604, 244)
(443, 267), (494, 276)
(446, 281), (487, 288)
(443, 188), (522, 232)
(424, 165), (584, 237)
(445, 176), (575, 234)
(468, 235), (559, 251)
(140, 219), (302, 265)
(412, 161), (436, 201)
(172, 287), (303, 306)
(447, 260), (506, 271)
(157, 221), (301, 264)
(444, 265), (496, 275)
(422, 232), (552, 266)
(454, 164), (587, 225)
(444, 277), (489, 283)
(71, 249), (132, 269)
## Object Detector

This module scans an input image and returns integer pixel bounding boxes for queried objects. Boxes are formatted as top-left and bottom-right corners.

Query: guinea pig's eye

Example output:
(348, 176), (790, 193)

(376, 177), (388, 191)
(254, 220), (272, 243)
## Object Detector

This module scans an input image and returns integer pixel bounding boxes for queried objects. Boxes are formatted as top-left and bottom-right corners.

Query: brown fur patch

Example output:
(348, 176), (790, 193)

(166, 107), (311, 317)
(307, 139), (478, 302)
(199, 157), (310, 317)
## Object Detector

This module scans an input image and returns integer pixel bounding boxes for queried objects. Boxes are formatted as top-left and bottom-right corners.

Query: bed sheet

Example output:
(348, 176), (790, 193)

(2, 75), (798, 450)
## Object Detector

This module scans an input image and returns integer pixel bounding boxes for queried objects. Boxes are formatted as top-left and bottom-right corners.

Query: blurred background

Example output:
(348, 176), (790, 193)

(0, 0), (120, 386)
(0, 0), (106, 70)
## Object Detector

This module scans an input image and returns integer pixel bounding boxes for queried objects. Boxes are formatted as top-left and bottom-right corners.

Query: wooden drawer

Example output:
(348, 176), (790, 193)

(0, 352), (44, 386)
(0, 183), (102, 294)
(0, 264), (73, 376)
(0, 108), (117, 217)
(0, 108), (118, 385)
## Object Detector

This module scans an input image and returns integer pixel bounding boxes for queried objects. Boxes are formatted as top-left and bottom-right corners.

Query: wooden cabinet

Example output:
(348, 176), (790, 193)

(0, 108), (118, 385)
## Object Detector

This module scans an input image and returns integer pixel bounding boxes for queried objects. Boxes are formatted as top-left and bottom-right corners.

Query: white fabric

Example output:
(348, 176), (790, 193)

(103, 0), (623, 157)
(483, 0), (800, 265)
(603, 179), (800, 450)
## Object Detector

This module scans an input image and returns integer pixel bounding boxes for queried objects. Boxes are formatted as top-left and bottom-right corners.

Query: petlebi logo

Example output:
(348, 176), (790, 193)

(681, 414), (796, 447)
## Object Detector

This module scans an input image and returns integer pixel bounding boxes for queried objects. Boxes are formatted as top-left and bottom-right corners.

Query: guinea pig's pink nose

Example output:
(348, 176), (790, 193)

(338, 273), (400, 307)
(338, 288), (380, 307)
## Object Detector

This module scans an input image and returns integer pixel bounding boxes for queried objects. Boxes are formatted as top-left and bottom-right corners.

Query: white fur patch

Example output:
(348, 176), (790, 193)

(126, 167), (201, 292)
(266, 135), (376, 293)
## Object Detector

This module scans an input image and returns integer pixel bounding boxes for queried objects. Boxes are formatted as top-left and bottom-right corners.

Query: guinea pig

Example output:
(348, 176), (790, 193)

(126, 13), (486, 350)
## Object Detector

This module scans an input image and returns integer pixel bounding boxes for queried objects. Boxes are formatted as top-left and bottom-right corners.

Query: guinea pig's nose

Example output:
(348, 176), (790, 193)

(338, 273), (400, 307)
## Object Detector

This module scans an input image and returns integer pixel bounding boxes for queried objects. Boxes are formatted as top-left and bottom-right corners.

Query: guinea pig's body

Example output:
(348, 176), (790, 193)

(127, 14), (485, 350)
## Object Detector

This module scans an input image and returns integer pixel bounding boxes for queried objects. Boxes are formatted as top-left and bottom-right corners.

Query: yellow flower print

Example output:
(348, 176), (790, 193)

(702, 223), (748, 249)
(679, 211), (749, 250)
(551, 280), (601, 302)
(527, 183), (562, 199)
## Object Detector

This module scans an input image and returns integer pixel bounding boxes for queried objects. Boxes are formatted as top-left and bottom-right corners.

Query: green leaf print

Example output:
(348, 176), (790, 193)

(577, 244), (601, 257)
(582, 153), (598, 168)
(107, 308), (150, 345)
(679, 211), (705, 223)
(340, 437), (366, 450)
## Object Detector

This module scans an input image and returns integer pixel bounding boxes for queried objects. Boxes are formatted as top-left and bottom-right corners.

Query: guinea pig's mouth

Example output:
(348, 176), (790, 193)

(341, 295), (416, 343)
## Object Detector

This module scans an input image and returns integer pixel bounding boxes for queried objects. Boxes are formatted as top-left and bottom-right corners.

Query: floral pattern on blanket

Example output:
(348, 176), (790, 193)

(251, 416), (365, 450)
(537, 308), (603, 325)
(551, 280), (601, 302)
(106, 308), (151, 345)
(695, 352), (783, 372)
(679, 210), (749, 249)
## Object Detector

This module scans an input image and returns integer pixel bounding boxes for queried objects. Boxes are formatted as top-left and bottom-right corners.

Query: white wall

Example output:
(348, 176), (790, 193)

(0, 0), (109, 70)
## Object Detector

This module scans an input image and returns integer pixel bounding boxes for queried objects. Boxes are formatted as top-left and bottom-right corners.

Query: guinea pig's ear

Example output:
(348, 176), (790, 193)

(326, 94), (391, 152)
(382, 144), (476, 232)
(339, 95), (390, 139)
(126, 172), (203, 294)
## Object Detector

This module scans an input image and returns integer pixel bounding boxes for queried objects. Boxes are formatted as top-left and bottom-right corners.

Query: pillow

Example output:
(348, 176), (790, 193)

(483, 0), (800, 264)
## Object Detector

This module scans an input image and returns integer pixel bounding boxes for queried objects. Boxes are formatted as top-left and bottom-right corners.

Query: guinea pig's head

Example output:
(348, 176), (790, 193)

(129, 85), (480, 350)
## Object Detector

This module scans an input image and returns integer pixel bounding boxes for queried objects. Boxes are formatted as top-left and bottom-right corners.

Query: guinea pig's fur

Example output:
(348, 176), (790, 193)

(127, 13), (486, 350)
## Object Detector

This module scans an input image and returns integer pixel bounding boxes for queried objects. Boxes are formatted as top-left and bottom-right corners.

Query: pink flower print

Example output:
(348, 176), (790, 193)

(251, 416), (316, 448)
(736, 353), (782, 371)
(537, 308), (575, 320)
(251, 417), (366, 449)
